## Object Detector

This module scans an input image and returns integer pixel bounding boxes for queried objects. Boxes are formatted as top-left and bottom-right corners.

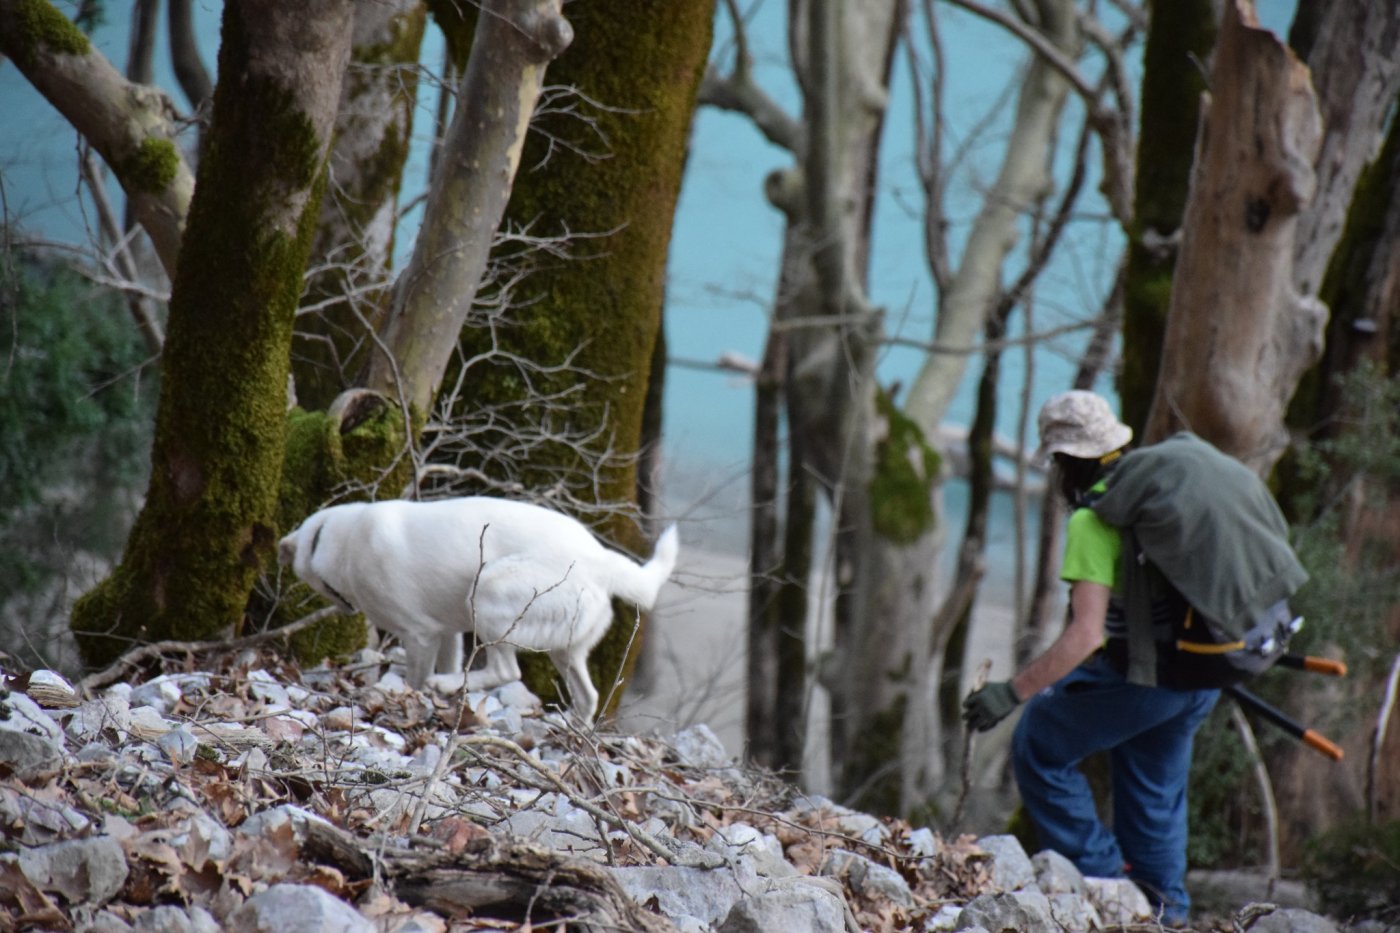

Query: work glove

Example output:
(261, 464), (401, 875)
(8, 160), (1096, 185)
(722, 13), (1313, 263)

(962, 681), (1021, 732)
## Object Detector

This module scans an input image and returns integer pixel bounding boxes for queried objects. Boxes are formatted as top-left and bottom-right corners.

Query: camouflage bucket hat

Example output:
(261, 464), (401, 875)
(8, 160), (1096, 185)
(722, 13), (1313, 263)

(1034, 390), (1133, 465)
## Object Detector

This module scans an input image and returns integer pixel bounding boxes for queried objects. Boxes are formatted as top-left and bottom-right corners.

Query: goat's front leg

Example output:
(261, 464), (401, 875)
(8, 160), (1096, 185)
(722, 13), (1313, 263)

(463, 644), (523, 692)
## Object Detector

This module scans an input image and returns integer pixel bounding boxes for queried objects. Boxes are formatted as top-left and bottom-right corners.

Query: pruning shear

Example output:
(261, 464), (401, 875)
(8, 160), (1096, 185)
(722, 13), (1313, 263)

(1226, 654), (1348, 762)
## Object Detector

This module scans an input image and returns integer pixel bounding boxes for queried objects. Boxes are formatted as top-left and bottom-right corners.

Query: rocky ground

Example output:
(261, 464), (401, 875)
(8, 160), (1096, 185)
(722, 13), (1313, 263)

(0, 639), (1377, 933)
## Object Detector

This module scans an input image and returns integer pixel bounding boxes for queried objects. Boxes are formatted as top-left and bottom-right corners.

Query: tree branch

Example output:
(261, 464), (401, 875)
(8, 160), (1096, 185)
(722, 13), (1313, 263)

(0, 0), (195, 278)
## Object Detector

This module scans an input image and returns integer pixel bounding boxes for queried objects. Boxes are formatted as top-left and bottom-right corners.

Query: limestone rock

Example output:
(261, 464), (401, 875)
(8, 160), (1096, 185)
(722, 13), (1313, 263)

(227, 883), (374, 933)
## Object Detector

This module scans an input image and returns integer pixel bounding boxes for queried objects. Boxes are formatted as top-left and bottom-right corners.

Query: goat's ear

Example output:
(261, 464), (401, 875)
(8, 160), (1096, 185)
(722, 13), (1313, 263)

(278, 537), (296, 566)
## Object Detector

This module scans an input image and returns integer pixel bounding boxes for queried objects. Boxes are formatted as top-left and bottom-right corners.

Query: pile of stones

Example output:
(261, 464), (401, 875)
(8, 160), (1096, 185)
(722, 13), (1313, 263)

(0, 650), (1353, 932)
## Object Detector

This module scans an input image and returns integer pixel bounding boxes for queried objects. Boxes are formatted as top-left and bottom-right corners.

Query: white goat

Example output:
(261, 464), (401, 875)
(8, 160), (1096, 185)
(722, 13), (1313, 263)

(277, 497), (679, 723)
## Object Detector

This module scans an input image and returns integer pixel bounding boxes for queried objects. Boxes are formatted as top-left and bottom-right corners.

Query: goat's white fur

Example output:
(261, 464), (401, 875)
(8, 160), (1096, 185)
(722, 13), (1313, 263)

(277, 497), (679, 723)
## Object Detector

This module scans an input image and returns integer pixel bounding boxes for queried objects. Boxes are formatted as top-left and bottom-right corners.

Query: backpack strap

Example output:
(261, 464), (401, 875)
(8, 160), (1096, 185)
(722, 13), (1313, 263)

(1119, 523), (1160, 686)
(1175, 606), (1247, 654)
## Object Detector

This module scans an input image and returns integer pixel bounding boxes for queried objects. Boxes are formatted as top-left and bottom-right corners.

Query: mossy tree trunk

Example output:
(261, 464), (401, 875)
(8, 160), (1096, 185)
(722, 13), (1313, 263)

(446, 0), (714, 715)
(294, 0), (428, 411)
(280, 0), (572, 661)
(892, 0), (1081, 816)
(1116, 0), (1216, 435)
(69, 0), (356, 665)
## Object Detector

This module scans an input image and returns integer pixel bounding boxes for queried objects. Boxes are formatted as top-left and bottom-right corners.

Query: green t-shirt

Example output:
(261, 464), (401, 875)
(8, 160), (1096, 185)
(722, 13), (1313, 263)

(1061, 503), (1121, 588)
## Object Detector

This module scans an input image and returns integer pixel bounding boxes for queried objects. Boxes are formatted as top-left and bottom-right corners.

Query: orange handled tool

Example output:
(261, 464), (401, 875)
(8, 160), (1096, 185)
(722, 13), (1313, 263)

(1227, 686), (1344, 762)
(1277, 654), (1348, 677)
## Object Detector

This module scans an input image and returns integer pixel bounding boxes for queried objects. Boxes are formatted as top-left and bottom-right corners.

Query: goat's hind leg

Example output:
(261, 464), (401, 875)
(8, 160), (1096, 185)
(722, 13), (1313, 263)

(550, 648), (598, 725)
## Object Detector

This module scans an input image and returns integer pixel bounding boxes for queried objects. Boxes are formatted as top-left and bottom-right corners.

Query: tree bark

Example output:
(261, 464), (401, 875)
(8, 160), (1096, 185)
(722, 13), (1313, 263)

(0, 0), (194, 279)
(168, 0), (214, 112)
(744, 0), (897, 803)
(1272, 88), (1400, 862)
(1289, 0), (1400, 299)
(1117, 0), (1216, 435)
(1143, 0), (1323, 465)
(69, 0), (355, 663)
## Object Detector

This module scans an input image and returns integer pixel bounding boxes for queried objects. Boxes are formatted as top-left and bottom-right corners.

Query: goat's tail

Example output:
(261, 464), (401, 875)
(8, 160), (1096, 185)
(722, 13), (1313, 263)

(609, 524), (680, 609)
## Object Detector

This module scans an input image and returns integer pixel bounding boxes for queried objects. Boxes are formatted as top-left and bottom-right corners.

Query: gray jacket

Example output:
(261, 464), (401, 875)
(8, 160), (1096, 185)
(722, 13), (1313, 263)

(1090, 433), (1308, 686)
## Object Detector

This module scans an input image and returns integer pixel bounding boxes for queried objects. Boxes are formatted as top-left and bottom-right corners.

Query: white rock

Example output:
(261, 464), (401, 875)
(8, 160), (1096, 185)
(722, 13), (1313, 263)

(1085, 876), (1155, 924)
(247, 670), (291, 708)
(227, 883), (374, 933)
(492, 680), (541, 711)
(955, 891), (1055, 933)
(977, 834), (1036, 892)
(15, 835), (129, 906)
(1031, 848), (1085, 895)
(411, 742), (443, 774)
(821, 848), (913, 906)
(707, 823), (795, 879)
(718, 883), (847, 933)
(905, 826), (941, 860)
(670, 723), (729, 769)
(375, 670), (410, 694)
(611, 865), (749, 926)
(131, 904), (221, 933)
(320, 705), (360, 731)
(924, 903), (963, 931)
(67, 696), (133, 743)
(128, 677), (182, 714)
(1047, 891), (1101, 931)
(157, 726), (200, 765)
(1, 690), (65, 744)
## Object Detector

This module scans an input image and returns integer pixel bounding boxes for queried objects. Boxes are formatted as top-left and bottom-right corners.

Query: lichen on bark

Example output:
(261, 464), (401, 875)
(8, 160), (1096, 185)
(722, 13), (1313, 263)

(869, 392), (940, 544)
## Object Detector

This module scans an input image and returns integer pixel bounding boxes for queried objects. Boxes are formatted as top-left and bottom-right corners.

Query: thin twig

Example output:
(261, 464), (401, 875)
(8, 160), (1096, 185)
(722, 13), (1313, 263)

(1229, 702), (1280, 893)
(78, 606), (343, 694)
(951, 658), (992, 829)
(1369, 653), (1400, 821)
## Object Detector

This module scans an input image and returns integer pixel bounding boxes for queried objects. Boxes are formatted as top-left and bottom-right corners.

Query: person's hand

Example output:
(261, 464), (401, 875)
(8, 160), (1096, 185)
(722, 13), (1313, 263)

(961, 681), (1021, 732)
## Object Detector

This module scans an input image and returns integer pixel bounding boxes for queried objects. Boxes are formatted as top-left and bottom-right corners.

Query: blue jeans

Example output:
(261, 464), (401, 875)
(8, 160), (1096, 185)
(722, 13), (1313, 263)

(1011, 655), (1219, 923)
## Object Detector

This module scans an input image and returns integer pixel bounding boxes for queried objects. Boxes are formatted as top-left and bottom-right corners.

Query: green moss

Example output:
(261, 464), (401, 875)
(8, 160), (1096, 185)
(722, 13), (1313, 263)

(356, 5), (427, 66)
(869, 392), (940, 543)
(288, 611), (368, 665)
(8, 0), (91, 67)
(260, 401), (411, 667)
(121, 137), (181, 193)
